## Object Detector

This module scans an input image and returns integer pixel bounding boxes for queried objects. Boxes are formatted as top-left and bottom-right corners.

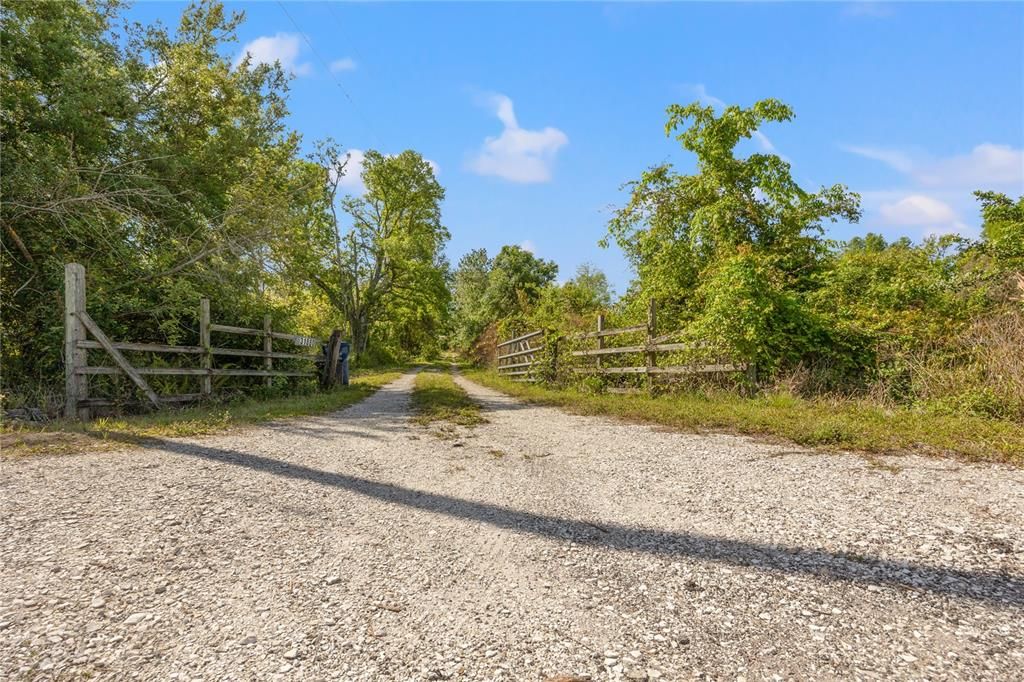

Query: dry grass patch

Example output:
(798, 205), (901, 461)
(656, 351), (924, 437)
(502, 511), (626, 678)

(1, 370), (402, 458)
(466, 370), (1024, 466)
(411, 370), (486, 428)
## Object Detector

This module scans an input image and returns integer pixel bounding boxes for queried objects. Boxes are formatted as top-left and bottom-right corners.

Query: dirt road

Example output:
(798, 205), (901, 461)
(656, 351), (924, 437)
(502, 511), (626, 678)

(2, 372), (1022, 680)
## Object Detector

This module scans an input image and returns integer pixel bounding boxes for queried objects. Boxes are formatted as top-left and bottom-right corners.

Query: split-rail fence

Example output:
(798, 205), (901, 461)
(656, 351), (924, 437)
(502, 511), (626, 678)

(63, 263), (345, 420)
(495, 300), (754, 388)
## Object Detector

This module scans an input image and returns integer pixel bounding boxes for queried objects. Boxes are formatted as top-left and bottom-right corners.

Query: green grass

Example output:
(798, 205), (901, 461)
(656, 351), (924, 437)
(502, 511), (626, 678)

(466, 370), (1024, 466)
(410, 370), (487, 427)
(1, 369), (402, 457)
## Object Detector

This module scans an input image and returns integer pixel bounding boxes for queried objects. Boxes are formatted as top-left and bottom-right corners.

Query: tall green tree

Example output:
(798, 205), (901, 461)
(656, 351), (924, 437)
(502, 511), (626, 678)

(1, 0), (327, 396)
(604, 99), (860, 366)
(304, 149), (450, 356)
(562, 263), (613, 313)
(975, 191), (1024, 271)
(482, 245), (558, 315)
(451, 248), (493, 348)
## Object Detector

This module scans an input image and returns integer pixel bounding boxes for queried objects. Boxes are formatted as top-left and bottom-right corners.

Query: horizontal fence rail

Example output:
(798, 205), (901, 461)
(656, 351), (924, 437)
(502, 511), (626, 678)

(75, 340), (319, 361)
(575, 363), (746, 375)
(568, 301), (754, 386)
(496, 330), (543, 348)
(74, 367), (316, 377)
(62, 263), (342, 420)
(209, 324), (319, 347)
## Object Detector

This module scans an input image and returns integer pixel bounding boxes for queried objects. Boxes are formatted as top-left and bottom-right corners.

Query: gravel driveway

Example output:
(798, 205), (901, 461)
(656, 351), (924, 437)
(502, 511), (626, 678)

(2, 372), (1023, 680)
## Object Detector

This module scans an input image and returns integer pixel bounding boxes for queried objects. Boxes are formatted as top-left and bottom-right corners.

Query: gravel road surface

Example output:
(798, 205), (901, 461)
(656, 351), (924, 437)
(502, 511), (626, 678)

(2, 371), (1022, 680)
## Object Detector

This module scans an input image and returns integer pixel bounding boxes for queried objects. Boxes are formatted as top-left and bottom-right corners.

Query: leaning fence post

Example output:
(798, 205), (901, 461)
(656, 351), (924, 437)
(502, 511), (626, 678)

(646, 299), (657, 390)
(321, 329), (341, 389)
(200, 298), (212, 397)
(263, 315), (273, 388)
(64, 263), (89, 420)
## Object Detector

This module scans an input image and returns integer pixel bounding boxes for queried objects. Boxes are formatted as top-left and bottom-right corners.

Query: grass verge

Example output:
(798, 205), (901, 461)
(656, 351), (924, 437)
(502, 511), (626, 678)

(411, 370), (486, 428)
(466, 370), (1024, 466)
(1, 370), (402, 458)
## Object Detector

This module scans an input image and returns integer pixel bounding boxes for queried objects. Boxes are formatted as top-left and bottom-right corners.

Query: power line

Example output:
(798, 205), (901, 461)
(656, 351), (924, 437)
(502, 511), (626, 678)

(275, 1), (383, 149)
(324, 2), (371, 84)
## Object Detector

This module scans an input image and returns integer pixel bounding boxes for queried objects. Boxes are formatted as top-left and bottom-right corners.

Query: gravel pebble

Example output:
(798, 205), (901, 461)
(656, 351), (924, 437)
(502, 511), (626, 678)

(1, 372), (1022, 680)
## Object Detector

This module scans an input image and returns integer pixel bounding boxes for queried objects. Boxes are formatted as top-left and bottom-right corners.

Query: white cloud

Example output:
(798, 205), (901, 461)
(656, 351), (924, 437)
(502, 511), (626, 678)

(752, 131), (777, 154)
(843, 142), (1023, 189)
(917, 144), (1023, 188)
(519, 239), (537, 254)
(329, 57), (357, 73)
(841, 144), (915, 174)
(335, 149), (367, 194)
(468, 94), (568, 183)
(879, 195), (958, 226)
(843, 142), (1023, 238)
(235, 33), (312, 76)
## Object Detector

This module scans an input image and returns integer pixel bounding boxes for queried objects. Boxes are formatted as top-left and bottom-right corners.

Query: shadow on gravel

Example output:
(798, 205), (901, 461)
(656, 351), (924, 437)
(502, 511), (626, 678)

(129, 434), (1024, 608)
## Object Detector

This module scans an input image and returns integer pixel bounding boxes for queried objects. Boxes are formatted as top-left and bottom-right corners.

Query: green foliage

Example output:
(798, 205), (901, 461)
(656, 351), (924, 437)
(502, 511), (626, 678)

(1, 0), (328, 400)
(603, 99), (860, 369)
(295, 147), (451, 360)
(530, 264), (612, 330)
(976, 191), (1024, 268)
(484, 245), (559, 316)
(450, 244), (559, 344)
(0, 1), (440, 409)
(453, 98), (1021, 427)
(812, 234), (970, 364)
(451, 248), (493, 349)
(2, 0), (1019, 439)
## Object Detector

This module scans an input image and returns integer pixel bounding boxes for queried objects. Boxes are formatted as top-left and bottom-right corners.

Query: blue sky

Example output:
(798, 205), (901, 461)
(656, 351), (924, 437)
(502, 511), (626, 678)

(127, 1), (1024, 293)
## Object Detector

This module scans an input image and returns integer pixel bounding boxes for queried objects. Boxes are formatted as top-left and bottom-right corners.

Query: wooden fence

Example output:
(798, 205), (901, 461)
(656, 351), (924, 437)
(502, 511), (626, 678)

(495, 330), (545, 382)
(495, 300), (754, 390)
(64, 263), (335, 420)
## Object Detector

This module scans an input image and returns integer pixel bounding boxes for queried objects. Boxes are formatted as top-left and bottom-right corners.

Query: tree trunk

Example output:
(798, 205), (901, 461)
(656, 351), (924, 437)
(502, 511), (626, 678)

(348, 311), (370, 356)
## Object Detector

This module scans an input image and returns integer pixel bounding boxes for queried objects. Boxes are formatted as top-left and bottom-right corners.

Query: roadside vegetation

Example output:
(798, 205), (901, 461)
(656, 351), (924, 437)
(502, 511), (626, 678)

(411, 370), (486, 428)
(451, 101), (1023, 457)
(2, 1), (448, 414)
(1, 370), (401, 458)
(467, 370), (1024, 465)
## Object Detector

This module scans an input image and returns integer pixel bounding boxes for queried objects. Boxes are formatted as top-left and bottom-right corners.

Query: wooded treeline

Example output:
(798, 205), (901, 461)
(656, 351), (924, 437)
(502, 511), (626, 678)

(2, 0), (449, 409)
(453, 102), (1023, 421)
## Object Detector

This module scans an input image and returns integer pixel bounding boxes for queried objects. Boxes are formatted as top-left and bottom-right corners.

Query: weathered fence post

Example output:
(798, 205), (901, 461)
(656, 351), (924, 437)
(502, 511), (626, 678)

(64, 263), (90, 420)
(596, 314), (605, 372)
(321, 329), (342, 389)
(646, 299), (657, 389)
(200, 298), (212, 397)
(263, 315), (273, 388)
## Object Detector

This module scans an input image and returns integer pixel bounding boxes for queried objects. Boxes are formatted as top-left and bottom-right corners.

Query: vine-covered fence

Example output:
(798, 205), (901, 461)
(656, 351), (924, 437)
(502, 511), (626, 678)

(63, 263), (347, 420)
(495, 300), (754, 388)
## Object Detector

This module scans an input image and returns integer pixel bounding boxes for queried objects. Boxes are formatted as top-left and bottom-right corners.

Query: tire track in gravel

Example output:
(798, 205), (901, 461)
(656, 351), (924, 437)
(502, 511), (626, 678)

(2, 371), (1022, 681)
